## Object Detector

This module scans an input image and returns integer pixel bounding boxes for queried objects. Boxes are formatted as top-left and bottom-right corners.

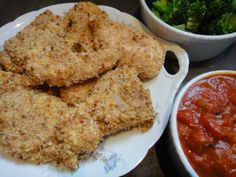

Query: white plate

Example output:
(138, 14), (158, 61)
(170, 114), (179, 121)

(0, 3), (189, 177)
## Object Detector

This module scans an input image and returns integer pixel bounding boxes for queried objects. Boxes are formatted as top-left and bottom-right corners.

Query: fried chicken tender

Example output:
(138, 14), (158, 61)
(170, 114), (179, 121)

(93, 20), (165, 80)
(60, 67), (155, 136)
(0, 2), (158, 170)
(63, 1), (108, 51)
(56, 103), (100, 157)
(0, 70), (37, 94)
(87, 67), (155, 135)
(1, 9), (119, 87)
(54, 106), (101, 169)
(60, 79), (97, 105)
(4, 10), (64, 72)
(0, 71), (101, 169)
(65, 1), (165, 80)
(0, 89), (68, 163)
(0, 51), (23, 73)
(0, 2), (164, 87)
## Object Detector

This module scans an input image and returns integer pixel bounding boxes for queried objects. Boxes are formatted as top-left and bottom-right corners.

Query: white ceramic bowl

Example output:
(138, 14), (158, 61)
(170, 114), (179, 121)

(169, 70), (236, 177)
(140, 0), (236, 61)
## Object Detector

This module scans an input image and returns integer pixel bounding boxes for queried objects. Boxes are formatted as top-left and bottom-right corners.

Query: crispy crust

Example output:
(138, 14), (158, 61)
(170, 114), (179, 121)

(0, 70), (37, 94)
(1, 1), (164, 87)
(60, 67), (155, 136)
(0, 51), (24, 73)
(86, 67), (155, 135)
(2, 5), (119, 87)
(0, 2), (158, 170)
(56, 103), (100, 155)
(4, 10), (65, 68)
(60, 79), (97, 105)
(0, 71), (101, 170)
(93, 21), (166, 80)
(0, 89), (68, 164)
(63, 1), (108, 51)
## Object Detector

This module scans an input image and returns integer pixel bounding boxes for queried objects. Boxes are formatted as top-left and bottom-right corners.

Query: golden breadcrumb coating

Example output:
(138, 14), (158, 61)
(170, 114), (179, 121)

(60, 79), (97, 105)
(92, 20), (165, 80)
(1, 2), (164, 86)
(64, 1), (165, 80)
(60, 67), (155, 136)
(0, 70), (36, 94)
(0, 89), (68, 163)
(55, 105), (101, 169)
(0, 51), (24, 73)
(63, 1), (108, 51)
(0, 71), (101, 170)
(2, 8), (119, 87)
(86, 67), (155, 135)
(56, 103), (100, 155)
(4, 10), (64, 69)
(0, 2), (158, 170)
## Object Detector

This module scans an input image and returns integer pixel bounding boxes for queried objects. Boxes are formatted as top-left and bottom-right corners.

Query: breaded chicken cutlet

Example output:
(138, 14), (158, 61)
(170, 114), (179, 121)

(0, 1), (159, 170)
(60, 67), (155, 136)
(0, 67), (154, 168)
(60, 79), (97, 105)
(66, 2), (165, 80)
(0, 2), (165, 87)
(63, 1), (109, 51)
(0, 70), (37, 94)
(1, 8), (119, 87)
(92, 20), (165, 80)
(0, 70), (101, 169)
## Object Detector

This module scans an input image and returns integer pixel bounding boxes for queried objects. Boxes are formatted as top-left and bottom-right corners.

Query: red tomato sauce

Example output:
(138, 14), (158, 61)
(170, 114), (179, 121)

(177, 73), (236, 177)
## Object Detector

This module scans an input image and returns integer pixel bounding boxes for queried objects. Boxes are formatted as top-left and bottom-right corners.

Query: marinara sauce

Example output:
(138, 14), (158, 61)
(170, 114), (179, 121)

(177, 73), (236, 177)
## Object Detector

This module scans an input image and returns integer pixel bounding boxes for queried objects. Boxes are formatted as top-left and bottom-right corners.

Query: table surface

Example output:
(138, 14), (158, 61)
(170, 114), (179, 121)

(0, 0), (235, 177)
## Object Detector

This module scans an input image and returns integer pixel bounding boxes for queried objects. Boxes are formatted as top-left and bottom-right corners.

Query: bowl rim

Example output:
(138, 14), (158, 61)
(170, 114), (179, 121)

(140, 0), (236, 40)
(170, 70), (236, 177)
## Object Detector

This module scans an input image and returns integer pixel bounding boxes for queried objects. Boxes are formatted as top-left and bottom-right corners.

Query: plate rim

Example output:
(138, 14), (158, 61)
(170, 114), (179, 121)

(0, 3), (189, 177)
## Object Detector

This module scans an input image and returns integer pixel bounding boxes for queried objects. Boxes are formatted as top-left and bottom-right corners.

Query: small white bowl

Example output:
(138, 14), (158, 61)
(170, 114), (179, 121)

(169, 70), (236, 177)
(140, 0), (236, 61)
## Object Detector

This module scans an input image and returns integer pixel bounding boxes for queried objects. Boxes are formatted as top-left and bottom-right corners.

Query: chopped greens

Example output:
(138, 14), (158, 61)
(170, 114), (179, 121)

(151, 0), (236, 35)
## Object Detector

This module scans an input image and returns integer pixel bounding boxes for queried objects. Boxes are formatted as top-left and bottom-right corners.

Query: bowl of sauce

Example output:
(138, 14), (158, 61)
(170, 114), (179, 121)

(170, 70), (236, 177)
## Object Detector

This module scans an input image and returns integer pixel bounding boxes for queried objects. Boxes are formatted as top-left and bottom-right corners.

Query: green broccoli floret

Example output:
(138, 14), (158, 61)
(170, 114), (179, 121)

(231, 0), (236, 11)
(218, 13), (236, 34)
(151, 0), (236, 34)
(152, 0), (173, 23)
(152, 0), (171, 14)
(201, 13), (236, 34)
(204, 0), (231, 18)
(186, 1), (207, 32)
(170, 0), (189, 25)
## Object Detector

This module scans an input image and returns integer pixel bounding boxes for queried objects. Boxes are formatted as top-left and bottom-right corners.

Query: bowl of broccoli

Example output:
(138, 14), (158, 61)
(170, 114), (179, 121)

(140, 0), (236, 61)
